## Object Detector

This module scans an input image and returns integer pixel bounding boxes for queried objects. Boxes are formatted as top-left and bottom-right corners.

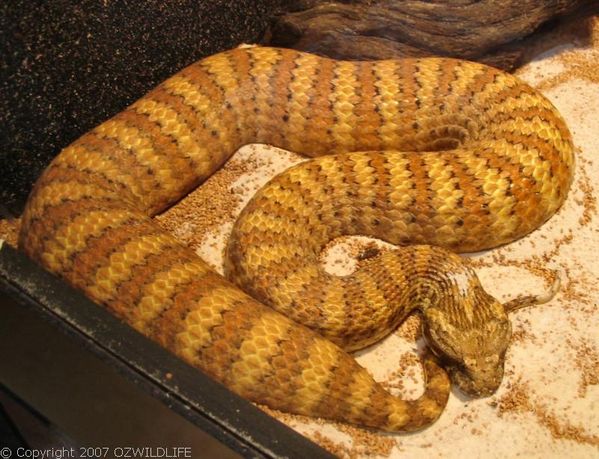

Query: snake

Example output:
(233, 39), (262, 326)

(18, 46), (574, 433)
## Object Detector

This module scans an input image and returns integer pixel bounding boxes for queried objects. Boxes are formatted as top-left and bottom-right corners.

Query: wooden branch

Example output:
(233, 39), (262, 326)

(268, 0), (599, 70)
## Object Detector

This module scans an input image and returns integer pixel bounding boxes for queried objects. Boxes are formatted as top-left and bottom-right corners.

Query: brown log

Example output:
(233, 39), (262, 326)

(267, 0), (599, 70)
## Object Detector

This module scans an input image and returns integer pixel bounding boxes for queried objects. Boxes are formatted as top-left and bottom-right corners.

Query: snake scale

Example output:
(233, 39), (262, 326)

(19, 46), (574, 432)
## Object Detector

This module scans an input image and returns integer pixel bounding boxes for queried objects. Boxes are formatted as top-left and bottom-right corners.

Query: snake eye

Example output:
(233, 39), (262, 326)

(427, 341), (442, 358)
(422, 325), (463, 368)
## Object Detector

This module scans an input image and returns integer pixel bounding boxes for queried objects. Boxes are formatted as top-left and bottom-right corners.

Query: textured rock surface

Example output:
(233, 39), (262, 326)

(0, 0), (279, 215)
(268, 0), (598, 69)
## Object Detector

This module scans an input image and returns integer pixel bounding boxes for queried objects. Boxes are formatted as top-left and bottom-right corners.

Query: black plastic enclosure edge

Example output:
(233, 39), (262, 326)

(0, 242), (335, 459)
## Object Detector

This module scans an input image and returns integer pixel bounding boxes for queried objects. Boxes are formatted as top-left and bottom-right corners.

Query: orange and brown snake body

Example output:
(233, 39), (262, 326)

(19, 46), (574, 432)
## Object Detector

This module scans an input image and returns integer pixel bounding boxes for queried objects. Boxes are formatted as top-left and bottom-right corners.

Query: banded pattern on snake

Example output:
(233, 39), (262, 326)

(19, 46), (574, 432)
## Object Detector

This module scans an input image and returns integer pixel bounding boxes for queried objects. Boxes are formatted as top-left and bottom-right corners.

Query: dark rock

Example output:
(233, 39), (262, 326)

(269, 1), (599, 70)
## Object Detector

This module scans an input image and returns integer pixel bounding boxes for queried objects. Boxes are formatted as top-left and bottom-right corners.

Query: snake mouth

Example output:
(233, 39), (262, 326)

(424, 334), (504, 397)
(448, 363), (503, 398)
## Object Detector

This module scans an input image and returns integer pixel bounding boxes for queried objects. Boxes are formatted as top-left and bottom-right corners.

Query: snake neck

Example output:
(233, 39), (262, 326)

(355, 244), (500, 336)
(400, 246), (489, 314)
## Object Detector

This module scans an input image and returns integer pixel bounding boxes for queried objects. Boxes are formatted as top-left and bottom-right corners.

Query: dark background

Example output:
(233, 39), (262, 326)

(0, 0), (281, 216)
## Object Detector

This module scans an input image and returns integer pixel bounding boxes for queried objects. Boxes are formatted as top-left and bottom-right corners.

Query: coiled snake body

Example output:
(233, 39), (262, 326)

(19, 46), (574, 432)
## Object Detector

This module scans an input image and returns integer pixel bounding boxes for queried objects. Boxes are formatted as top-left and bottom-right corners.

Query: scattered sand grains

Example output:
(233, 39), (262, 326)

(498, 380), (599, 446)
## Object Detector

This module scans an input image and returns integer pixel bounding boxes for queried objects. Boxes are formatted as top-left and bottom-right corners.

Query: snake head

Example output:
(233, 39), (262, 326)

(422, 299), (511, 398)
